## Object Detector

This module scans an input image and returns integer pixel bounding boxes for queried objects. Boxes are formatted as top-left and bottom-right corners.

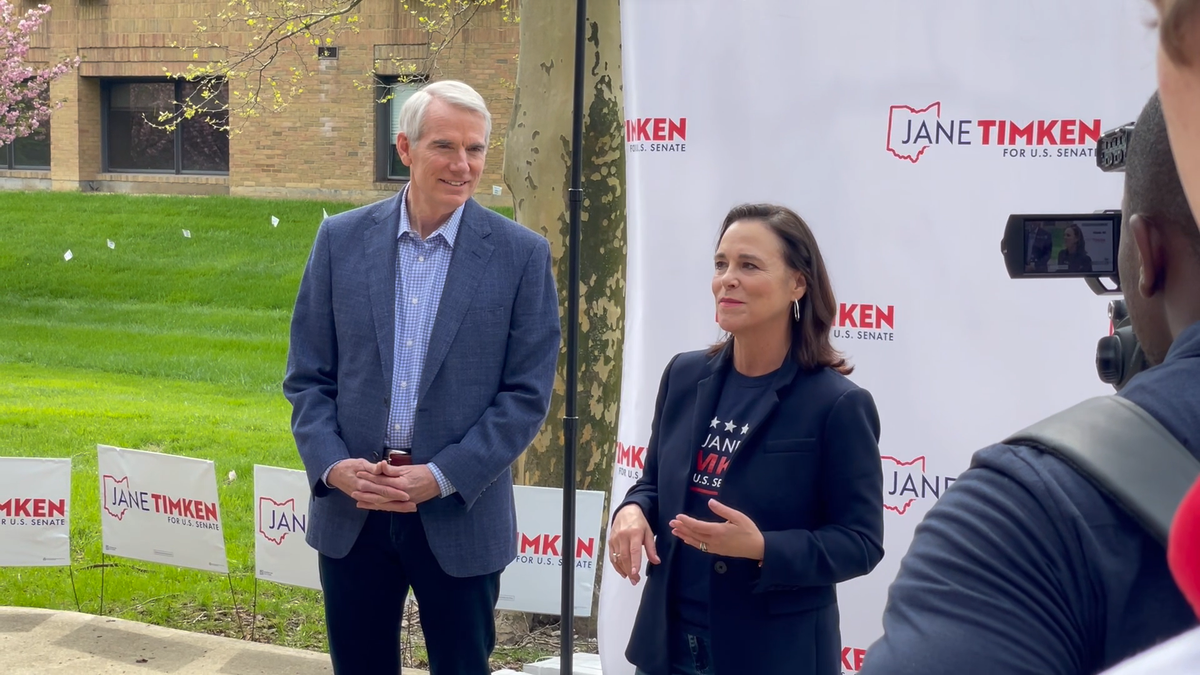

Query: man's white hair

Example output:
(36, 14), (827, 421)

(397, 80), (492, 145)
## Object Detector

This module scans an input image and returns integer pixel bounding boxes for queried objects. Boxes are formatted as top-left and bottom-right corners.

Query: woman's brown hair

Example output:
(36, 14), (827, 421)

(707, 203), (852, 375)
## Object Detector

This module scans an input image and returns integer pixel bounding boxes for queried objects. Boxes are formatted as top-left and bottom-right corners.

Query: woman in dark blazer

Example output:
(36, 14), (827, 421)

(608, 203), (885, 675)
(1057, 223), (1093, 272)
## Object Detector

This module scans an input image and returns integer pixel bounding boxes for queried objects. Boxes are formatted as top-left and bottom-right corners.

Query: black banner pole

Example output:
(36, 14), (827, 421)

(560, 0), (588, 671)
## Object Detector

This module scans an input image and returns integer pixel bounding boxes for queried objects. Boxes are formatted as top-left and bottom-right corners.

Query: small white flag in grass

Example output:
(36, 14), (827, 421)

(107, 239), (115, 249)
(323, 208), (329, 220)
(271, 215), (280, 228)
(63, 250), (73, 261)
(183, 229), (192, 238)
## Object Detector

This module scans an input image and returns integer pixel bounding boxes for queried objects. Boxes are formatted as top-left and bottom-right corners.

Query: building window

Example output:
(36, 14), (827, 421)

(0, 122), (51, 170)
(102, 80), (230, 175)
(377, 77), (427, 182)
(1, 87), (51, 170)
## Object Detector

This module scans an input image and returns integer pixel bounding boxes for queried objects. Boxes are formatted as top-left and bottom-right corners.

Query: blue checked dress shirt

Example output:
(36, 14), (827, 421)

(323, 184), (463, 498)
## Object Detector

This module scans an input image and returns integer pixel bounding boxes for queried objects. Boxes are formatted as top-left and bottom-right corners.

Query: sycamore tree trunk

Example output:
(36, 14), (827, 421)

(503, 0), (626, 578)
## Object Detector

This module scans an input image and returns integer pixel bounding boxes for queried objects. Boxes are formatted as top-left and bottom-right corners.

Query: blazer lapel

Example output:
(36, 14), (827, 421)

(657, 347), (727, 532)
(364, 193), (404, 395)
(736, 355), (801, 453)
(418, 202), (495, 400)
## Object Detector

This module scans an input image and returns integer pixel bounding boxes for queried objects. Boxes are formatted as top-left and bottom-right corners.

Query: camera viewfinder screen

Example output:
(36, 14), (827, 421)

(1022, 218), (1116, 275)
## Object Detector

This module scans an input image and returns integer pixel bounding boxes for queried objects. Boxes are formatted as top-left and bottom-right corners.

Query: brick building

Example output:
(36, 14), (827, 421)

(0, 0), (519, 207)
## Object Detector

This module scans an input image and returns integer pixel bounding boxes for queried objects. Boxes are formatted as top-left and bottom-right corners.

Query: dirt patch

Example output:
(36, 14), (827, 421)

(402, 604), (598, 671)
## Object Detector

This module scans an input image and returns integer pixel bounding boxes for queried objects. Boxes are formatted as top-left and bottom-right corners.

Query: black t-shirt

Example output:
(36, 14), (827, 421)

(673, 367), (775, 634)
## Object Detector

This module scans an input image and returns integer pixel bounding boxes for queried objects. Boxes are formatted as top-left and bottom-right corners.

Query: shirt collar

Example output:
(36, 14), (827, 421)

(398, 183), (465, 248)
(1164, 319), (1200, 363)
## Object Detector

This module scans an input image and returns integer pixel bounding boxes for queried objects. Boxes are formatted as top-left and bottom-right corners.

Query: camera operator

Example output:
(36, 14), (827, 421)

(860, 91), (1200, 674)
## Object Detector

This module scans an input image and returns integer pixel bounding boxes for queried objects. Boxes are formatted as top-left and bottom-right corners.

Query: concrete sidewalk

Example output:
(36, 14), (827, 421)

(0, 606), (429, 674)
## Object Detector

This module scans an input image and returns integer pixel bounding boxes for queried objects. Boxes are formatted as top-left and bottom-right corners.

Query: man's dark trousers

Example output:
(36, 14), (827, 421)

(318, 510), (502, 674)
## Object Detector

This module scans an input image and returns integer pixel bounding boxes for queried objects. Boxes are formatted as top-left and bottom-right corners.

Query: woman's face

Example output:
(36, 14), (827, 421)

(1064, 227), (1079, 251)
(712, 219), (805, 338)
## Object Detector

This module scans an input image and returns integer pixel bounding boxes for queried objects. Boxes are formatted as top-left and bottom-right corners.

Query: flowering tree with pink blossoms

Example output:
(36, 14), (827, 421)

(0, 2), (79, 146)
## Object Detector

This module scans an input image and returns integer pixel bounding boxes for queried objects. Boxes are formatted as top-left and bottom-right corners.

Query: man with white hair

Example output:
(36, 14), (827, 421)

(284, 79), (561, 674)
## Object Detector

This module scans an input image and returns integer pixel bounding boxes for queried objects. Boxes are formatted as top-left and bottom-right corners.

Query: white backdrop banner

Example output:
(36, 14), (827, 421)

(599, 1), (1160, 673)
(497, 485), (606, 617)
(97, 445), (228, 574)
(0, 458), (71, 567)
(254, 465), (320, 590)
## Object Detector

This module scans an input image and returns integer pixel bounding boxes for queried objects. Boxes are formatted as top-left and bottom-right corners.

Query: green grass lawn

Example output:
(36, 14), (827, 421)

(0, 190), (532, 665)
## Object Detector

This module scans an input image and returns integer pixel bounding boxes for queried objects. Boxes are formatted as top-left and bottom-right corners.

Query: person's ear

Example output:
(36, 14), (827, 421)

(1130, 214), (1167, 298)
(396, 132), (414, 167)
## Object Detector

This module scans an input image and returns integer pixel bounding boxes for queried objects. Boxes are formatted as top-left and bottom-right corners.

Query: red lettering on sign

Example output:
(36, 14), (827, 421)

(540, 534), (561, 556)
(1008, 121), (1034, 145)
(841, 647), (867, 670)
(616, 442), (646, 470)
(577, 537), (595, 559)
(520, 533), (542, 554)
(625, 118), (687, 142)
(668, 118), (686, 141)
(977, 119), (997, 144)
(874, 305), (895, 330)
(1078, 119), (1101, 145)
(838, 304), (895, 330)
(1059, 119), (1077, 145)
(840, 303), (859, 327)
(652, 118), (666, 141)
(859, 304), (874, 329)
(1036, 120), (1060, 145)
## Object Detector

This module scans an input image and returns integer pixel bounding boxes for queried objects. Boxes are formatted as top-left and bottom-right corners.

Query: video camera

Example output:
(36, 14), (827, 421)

(1000, 122), (1147, 390)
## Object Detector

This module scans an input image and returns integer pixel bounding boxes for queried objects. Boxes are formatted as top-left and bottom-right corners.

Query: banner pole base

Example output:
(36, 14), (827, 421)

(226, 573), (247, 640)
(249, 576), (259, 642)
(68, 564), (81, 613)
(99, 553), (106, 616)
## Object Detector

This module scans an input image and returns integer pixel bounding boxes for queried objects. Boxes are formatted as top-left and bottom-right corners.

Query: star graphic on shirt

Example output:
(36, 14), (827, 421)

(710, 417), (720, 429)
(724, 420), (737, 432)
(741, 424), (750, 435)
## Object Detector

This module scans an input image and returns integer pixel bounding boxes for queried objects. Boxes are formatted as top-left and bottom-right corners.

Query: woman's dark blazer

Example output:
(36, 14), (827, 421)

(618, 343), (885, 675)
(1058, 247), (1093, 272)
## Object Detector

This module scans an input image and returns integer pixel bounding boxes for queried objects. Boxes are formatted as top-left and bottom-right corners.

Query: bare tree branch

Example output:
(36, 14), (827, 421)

(151, 0), (517, 135)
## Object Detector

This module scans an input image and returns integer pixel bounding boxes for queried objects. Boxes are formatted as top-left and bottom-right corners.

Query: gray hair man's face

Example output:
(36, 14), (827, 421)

(398, 98), (489, 219)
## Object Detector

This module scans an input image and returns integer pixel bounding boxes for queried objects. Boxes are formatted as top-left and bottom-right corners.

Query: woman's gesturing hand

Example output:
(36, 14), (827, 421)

(671, 499), (765, 561)
(608, 504), (661, 586)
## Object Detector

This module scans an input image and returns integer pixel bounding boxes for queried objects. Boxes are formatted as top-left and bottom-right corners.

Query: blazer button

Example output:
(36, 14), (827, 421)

(714, 561), (727, 574)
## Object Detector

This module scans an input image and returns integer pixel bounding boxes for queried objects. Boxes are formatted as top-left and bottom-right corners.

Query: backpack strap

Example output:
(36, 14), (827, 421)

(999, 396), (1200, 545)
